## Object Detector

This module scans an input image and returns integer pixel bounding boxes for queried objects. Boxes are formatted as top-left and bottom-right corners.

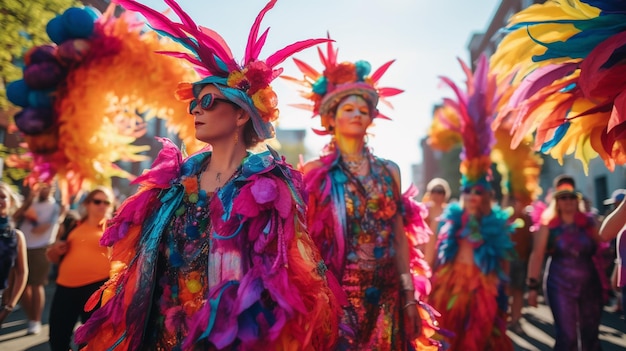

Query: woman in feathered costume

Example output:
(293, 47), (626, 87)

(73, 1), (341, 350)
(427, 55), (516, 351)
(284, 39), (442, 351)
(490, 0), (626, 172)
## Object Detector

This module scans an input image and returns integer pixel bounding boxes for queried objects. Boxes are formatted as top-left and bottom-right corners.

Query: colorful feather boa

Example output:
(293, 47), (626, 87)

(75, 138), (340, 351)
(437, 203), (517, 281)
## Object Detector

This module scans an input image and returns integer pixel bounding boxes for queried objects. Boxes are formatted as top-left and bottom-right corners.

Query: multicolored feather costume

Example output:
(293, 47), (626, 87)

(427, 55), (517, 351)
(303, 146), (442, 350)
(5, 5), (203, 202)
(74, 139), (341, 350)
(490, 0), (626, 171)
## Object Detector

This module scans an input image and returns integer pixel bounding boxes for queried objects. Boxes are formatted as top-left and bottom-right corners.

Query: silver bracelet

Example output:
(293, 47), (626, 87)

(400, 273), (414, 291)
(402, 300), (417, 309)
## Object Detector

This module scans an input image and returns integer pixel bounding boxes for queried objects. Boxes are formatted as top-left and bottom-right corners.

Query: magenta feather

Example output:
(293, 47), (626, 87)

(113, 0), (236, 74)
(507, 63), (578, 109)
(370, 60), (396, 83)
(267, 39), (331, 68)
(377, 87), (404, 97)
(291, 58), (320, 79)
(245, 0), (276, 63)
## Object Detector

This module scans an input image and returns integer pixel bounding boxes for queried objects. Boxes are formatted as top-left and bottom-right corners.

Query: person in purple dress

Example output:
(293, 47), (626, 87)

(527, 175), (603, 350)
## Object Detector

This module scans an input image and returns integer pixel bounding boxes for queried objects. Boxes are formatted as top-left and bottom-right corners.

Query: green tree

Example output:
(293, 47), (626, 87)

(0, 0), (79, 110)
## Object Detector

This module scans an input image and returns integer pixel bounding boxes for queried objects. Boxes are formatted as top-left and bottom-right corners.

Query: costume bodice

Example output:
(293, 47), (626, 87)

(548, 214), (597, 261)
(0, 217), (17, 290)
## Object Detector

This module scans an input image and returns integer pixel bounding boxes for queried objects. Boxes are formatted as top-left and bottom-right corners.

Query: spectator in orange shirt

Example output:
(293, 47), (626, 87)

(45, 187), (113, 351)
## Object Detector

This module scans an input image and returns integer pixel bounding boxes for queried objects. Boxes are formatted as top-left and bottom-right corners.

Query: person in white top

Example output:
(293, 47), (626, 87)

(14, 183), (60, 335)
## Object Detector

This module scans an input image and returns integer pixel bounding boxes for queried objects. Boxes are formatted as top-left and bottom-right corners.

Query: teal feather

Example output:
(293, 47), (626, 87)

(541, 121), (571, 152)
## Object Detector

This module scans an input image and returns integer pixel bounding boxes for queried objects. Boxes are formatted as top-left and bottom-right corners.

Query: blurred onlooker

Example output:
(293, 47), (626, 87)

(0, 182), (28, 328)
(46, 187), (113, 351)
(527, 175), (603, 350)
(599, 188), (626, 320)
(421, 177), (451, 268)
(13, 183), (61, 335)
(507, 197), (533, 335)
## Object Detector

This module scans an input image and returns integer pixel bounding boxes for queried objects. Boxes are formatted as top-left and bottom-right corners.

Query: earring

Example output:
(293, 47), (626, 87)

(234, 127), (239, 145)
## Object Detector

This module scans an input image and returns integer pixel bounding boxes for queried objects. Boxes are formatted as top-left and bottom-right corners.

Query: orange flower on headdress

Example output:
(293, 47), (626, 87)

(252, 87), (279, 122)
(325, 62), (357, 84)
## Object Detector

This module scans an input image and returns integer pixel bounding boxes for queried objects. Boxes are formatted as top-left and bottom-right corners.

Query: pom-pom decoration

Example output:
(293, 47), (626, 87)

(6, 5), (203, 203)
(6, 80), (31, 107)
(13, 107), (56, 135)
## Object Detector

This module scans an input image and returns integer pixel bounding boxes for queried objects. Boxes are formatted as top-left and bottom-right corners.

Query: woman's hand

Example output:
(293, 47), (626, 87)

(46, 241), (68, 264)
(52, 241), (68, 256)
(403, 301), (422, 339)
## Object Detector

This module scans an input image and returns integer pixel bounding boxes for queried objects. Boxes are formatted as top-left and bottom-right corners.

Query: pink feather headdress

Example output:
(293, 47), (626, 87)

(283, 37), (403, 135)
(439, 55), (502, 190)
(113, 0), (330, 140)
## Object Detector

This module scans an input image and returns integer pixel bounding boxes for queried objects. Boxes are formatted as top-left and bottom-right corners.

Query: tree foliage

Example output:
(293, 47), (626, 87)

(0, 0), (79, 110)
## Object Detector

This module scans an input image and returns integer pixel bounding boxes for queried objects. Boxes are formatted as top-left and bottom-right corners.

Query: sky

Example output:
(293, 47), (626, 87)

(139, 0), (502, 190)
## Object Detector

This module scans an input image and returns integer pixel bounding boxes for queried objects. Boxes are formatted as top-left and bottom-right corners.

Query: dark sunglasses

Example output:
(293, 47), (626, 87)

(188, 93), (237, 114)
(431, 188), (446, 195)
(556, 195), (578, 201)
(463, 188), (484, 196)
(91, 199), (111, 206)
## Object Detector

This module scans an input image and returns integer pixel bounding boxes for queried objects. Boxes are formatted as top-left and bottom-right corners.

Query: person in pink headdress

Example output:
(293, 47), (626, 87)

(73, 1), (342, 350)
(286, 40), (442, 350)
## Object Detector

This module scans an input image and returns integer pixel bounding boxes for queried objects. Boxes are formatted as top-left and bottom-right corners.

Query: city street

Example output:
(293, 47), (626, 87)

(0, 283), (624, 351)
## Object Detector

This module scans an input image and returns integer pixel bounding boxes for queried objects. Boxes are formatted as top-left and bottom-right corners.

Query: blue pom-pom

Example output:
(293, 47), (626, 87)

(355, 60), (371, 81)
(46, 16), (69, 44)
(83, 6), (102, 20)
(62, 8), (95, 39)
(312, 76), (328, 95)
(27, 90), (54, 108)
(6, 80), (30, 107)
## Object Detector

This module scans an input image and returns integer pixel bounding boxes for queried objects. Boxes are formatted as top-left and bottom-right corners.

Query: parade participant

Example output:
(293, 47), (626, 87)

(46, 188), (113, 351)
(287, 39), (441, 350)
(528, 175), (603, 350)
(422, 178), (451, 268)
(74, 1), (340, 350)
(14, 182), (60, 335)
(428, 56), (515, 351)
(0, 183), (28, 328)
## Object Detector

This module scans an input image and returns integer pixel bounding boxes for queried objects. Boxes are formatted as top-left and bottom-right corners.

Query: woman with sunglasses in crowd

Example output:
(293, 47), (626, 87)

(45, 187), (113, 351)
(73, 1), (341, 350)
(526, 175), (603, 351)
(421, 178), (451, 269)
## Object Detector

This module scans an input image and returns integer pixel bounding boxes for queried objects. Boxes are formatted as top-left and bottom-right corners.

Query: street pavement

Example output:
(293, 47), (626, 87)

(0, 283), (624, 350)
